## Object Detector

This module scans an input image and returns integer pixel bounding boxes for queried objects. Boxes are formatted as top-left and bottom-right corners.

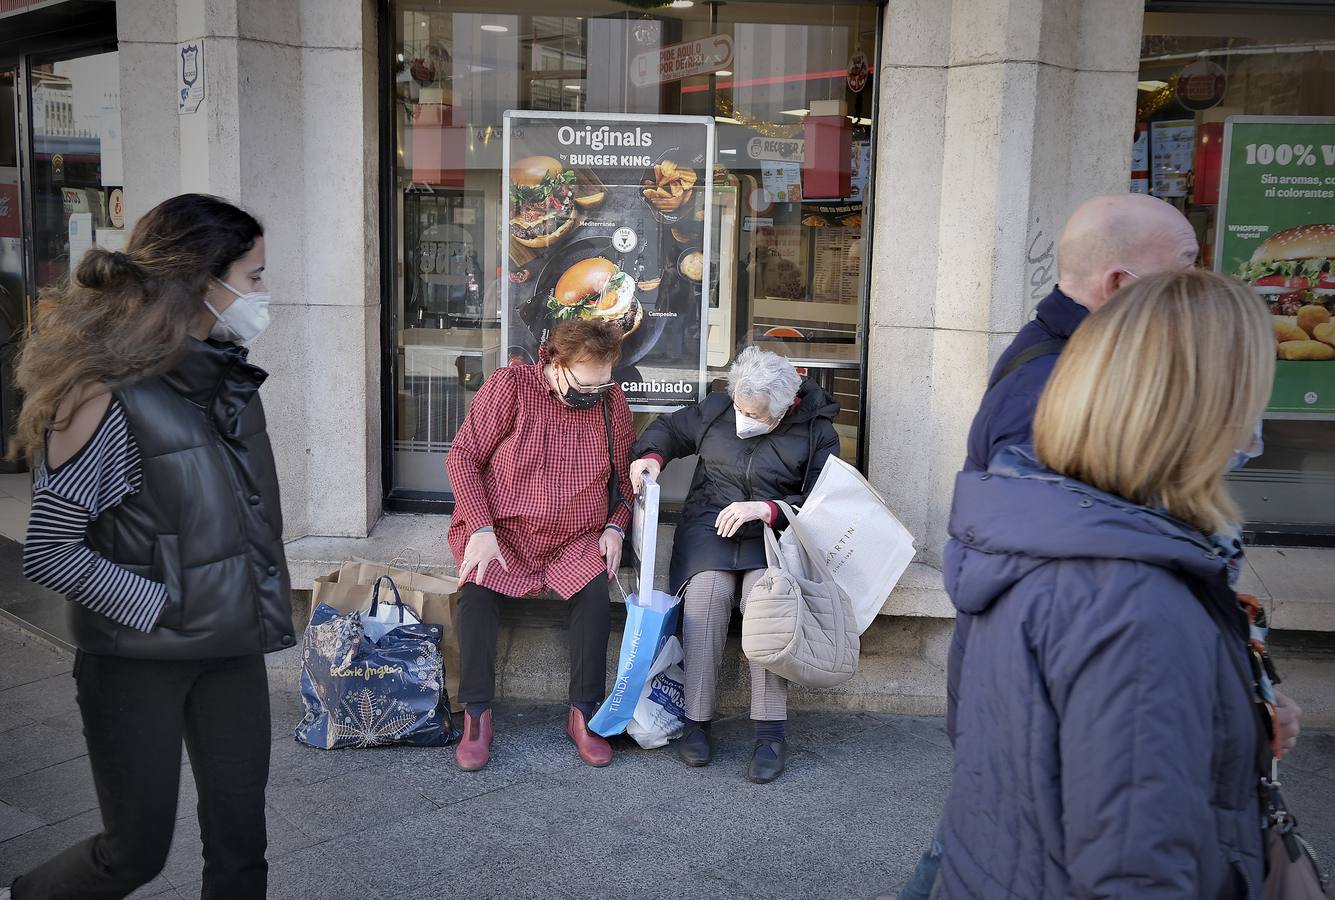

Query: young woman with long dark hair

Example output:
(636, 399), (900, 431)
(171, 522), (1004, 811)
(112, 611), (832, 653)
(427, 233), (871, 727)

(8, 193), (291, 899)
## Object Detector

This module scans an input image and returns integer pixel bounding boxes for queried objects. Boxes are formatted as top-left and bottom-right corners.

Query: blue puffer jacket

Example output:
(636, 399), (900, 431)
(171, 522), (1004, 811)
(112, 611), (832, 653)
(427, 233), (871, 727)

(940, 447), (1263, 899)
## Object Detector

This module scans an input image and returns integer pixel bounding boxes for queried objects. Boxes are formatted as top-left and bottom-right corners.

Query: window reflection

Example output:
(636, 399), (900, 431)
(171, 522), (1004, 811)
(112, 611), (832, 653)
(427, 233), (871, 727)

(390, 3), (876, 500)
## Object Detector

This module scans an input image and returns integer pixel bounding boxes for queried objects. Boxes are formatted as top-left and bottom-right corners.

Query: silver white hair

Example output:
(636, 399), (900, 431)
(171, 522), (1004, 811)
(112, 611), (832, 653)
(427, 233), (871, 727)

(727, 346), (801, 420)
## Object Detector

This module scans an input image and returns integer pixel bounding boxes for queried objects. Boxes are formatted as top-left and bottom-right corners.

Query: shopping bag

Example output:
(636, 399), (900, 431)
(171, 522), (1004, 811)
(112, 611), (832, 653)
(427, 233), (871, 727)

(588, 589), (681, 738)
(626, 636), (686, 749)
(744, 502), (860, 687)
(796, 456), (916, 633)
(314, 559), (463, 715)
(296, 576), (457, 750)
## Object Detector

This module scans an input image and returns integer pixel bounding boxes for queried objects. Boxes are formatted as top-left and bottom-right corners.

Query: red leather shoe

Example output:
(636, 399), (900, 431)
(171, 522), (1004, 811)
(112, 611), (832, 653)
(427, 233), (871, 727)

(566, 706), (612, 767)
(455, 709), (493, 771)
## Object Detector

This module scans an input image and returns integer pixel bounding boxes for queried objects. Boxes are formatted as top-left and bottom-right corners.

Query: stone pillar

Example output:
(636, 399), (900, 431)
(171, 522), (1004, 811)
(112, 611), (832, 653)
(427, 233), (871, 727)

(116, 0), (382, 541)
(868, 0), (1143, 598)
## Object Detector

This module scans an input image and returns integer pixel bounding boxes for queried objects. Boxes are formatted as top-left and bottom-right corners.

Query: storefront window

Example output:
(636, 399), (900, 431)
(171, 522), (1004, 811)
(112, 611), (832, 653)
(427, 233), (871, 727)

(1135, 10), (1335, 538)
(29, 51), (123, 295)
(387, 2), (877, 504)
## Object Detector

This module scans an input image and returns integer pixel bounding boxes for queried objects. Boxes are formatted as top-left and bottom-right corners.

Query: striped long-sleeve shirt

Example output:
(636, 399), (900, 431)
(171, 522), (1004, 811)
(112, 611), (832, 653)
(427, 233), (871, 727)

(23, 400), (167, 632)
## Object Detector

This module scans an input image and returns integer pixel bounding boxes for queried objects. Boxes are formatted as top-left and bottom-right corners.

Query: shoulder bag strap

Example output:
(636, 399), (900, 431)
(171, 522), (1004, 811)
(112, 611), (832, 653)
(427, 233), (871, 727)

(603, 396), (626, 520)
(987, 338), (1067, 390)
(771, 500), (839, 585)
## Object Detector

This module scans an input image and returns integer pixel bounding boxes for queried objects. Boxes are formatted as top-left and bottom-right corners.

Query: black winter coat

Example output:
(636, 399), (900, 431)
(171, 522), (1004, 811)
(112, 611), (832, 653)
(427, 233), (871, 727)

(76, 338), (294, 659)
(631, 380), (840, 593)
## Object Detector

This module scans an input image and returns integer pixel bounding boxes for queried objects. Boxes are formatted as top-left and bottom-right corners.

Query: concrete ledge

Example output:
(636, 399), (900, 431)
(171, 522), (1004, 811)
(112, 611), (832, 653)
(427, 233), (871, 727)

(289, 515), (1335, 634)
(1238, 548), (1335, 633)
(285, 514), (954, 620)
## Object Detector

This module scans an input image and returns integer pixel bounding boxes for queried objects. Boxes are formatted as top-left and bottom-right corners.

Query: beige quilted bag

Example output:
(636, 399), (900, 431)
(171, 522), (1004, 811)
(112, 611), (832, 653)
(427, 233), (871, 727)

(741, 501), (860, 688)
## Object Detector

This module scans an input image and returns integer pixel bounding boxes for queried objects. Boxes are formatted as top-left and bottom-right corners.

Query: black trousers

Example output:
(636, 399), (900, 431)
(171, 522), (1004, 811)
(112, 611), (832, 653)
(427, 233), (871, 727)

(456, 577), (610, 706)
(14, 652), (271, 900)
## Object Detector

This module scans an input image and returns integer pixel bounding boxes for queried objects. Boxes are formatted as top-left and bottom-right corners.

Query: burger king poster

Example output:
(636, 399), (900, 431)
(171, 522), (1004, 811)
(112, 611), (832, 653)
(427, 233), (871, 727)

(501, 111), (715, 410)
(1216, 116), (1335, 413)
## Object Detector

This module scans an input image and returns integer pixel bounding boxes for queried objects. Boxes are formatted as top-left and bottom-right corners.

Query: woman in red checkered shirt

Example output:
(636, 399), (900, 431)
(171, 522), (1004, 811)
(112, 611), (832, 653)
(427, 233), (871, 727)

(445, 320), (633, 772)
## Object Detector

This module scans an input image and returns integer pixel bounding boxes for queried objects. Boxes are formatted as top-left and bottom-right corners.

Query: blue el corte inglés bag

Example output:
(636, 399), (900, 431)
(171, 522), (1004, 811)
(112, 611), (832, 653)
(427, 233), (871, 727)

(589, 587), (681, 738)
(296, 576), (458, 750)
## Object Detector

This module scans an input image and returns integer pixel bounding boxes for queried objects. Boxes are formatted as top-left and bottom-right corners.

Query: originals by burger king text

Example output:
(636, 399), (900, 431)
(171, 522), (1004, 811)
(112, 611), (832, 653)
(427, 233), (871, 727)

(557, 125), (653, 151)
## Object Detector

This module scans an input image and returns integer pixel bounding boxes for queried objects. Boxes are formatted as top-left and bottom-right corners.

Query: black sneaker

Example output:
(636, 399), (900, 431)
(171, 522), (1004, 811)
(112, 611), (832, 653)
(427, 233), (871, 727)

(747, 739), (787, 784)
(676, 721), (713, 767)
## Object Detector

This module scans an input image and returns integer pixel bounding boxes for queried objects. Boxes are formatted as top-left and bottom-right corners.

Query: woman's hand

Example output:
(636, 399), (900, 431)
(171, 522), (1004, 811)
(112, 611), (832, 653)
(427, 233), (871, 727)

(715, 501), (772, 538)
(459, 530), (508, 585)
(600, 527), (624, 580)
(1274, 689), (1302, 758)
(630, 458), (661, 494)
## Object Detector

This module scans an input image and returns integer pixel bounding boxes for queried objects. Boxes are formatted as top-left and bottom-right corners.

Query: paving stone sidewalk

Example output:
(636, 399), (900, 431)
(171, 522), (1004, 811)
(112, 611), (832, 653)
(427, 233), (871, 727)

(0, 620), (1333, 899)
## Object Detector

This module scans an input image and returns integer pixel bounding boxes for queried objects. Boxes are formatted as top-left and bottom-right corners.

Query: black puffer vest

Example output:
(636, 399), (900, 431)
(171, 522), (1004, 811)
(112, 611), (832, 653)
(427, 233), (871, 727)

(74, 338), (294, 659)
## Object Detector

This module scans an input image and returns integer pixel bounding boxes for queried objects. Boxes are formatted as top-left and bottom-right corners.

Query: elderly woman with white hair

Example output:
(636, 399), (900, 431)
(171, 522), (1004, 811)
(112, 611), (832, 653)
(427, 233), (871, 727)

(629, 347), (840, 783)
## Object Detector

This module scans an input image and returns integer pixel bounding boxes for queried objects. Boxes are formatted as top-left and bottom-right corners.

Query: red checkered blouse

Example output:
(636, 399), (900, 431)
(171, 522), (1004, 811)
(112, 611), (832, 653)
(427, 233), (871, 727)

(446, 356), (633, 599)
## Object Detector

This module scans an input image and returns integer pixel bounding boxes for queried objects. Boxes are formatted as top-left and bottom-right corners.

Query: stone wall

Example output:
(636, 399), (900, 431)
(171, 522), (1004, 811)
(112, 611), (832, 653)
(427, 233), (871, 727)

(115, 0), (383, 542)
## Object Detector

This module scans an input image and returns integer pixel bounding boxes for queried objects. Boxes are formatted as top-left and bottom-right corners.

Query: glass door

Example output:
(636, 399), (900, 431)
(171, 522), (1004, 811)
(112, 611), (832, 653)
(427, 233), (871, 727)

(0, 66), (23, 470)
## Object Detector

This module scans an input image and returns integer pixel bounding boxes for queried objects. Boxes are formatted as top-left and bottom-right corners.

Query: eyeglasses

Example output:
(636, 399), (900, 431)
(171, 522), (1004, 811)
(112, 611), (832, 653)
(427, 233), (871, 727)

(565, 369), (616, 394)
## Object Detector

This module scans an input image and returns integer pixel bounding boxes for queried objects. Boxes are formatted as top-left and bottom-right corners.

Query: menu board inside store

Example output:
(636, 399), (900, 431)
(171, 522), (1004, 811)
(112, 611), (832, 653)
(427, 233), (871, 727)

(1215, 116), (1335, 415)
(501, 111), (714, 411)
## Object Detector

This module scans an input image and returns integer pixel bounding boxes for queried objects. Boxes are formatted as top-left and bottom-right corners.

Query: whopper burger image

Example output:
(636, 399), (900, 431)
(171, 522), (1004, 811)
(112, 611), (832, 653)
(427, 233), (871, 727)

(509, 156), (580, 249)
(1240, 224), (1335, 361)
(547, 257), (643, 339)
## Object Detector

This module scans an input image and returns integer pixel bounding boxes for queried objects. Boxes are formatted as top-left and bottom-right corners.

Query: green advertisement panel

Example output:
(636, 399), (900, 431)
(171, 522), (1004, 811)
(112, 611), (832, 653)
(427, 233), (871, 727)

(1215, 116), (1335, 414)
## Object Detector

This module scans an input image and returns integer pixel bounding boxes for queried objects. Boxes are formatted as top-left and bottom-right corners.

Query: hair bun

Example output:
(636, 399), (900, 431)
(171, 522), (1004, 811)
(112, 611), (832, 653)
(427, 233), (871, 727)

(76, 246), (143, 290)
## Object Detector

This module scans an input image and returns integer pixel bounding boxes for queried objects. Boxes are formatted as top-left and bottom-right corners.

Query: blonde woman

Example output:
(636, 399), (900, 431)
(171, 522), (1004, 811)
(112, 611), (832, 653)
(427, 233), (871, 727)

(937, 271), (1274, 897)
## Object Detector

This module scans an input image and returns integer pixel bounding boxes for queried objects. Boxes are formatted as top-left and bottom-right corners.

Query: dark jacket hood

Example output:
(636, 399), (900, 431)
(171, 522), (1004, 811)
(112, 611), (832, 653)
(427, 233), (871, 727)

(945, 446), (1228, 616)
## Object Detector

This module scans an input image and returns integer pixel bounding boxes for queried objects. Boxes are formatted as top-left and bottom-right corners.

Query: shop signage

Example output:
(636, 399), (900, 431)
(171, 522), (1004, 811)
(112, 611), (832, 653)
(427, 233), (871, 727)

(1215, 116), (1335, 413)
(747, 136), (804, 162)
(502, 110), (715, 410)
(630, 34), (733, 88)
(1175, 60), (1227, 112)
(178, 40), (205, 115)
(1150, 119), (1194, 198)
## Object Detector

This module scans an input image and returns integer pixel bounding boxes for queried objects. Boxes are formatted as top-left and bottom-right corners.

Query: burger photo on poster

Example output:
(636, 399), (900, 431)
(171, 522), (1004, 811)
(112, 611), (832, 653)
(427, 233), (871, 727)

(547, 257), (644, 338)
(509, 156), (580, 249)
(1241, 223), (1335, 360)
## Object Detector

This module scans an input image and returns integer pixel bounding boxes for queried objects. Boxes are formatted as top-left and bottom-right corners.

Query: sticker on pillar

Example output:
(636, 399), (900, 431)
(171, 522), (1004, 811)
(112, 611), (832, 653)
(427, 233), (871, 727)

(178, 40), (206, 115)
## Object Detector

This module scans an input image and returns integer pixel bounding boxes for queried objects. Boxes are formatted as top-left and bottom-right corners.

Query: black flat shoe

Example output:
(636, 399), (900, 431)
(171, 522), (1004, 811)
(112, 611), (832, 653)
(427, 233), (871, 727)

(747, 739), (787, 783)
(676, 721), (713, 767)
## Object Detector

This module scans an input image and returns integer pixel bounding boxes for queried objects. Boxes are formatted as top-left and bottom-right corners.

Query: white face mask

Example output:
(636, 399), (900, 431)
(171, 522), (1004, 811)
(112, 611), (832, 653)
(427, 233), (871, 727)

(206, 278), (272, 345)
(735, 409), (774, 440)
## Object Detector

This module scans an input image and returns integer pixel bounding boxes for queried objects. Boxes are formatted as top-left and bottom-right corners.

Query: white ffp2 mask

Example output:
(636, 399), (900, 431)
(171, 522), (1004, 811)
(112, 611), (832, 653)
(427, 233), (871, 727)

(207, 279), (272, 345)
(735, 411), (774, 440)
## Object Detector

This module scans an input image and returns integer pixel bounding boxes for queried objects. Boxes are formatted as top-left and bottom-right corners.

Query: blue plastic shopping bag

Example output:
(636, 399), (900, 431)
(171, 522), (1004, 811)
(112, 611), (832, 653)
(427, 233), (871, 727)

(295, 576), (458, 750)
(589, 589), (680, 738)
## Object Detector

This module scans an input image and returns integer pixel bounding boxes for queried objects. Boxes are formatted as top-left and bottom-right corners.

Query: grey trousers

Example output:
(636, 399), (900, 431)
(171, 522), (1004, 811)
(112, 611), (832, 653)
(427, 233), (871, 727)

(682, 568), (788, 722)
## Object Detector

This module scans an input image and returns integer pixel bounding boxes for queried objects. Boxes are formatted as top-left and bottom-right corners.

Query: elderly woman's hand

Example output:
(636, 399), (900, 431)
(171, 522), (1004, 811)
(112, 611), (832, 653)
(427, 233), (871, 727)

(715, 501), (772, 538)
(630, 457), (661, 494)
(600, 527), (624, 579)
(459, 529), (508, 585)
